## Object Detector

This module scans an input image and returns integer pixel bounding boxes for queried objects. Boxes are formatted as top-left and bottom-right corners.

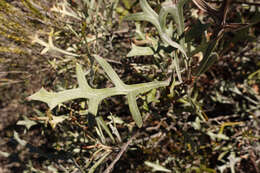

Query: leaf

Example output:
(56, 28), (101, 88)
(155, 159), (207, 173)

(146, 89), (160, 103)
(29, 54), (169, 129)
(207, 131), (229, 140)
(107, 115), (124, 124)
(124, 0), (187, 58)
(124, 0), (189, 82)
(76, 63), (91, 90)
(122, 0), (134, 10)
(228, 152), (241, 173)
(160, 0), (185, 37)
(192, 117), (201, 130)
(16, 116), (37, 130)
(14, 131), (27, 146)
(172, 51), (183, 82)
(124, 12), (160, 30)
(139, 0), (158, 20)
(95, 116), (115, 142)
(196, 52), (218, 76)
(28, 87), (86, 110)
(127, 93), (142, 128)
(28, 88), (56, 109)
(135, 23), (146, 40)
(93, 54), (126, 89)
(195, 38), (219, 76)
(89, 151), (111, 173)
(0, 150), (10, 157)
(159, 0), (188, 53)
(127, 43), (154, 57)
(49, 115), (68, 129)
(145, 161), (171, 172)
(160, 33), (186, 57)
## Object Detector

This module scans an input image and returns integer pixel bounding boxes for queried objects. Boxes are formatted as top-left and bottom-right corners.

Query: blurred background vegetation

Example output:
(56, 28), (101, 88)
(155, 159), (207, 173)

(0, 0), (259, 172)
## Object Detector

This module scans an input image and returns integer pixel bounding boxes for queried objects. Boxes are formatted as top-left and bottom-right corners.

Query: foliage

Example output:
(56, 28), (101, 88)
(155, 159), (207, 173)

(0, 0), (259, 172)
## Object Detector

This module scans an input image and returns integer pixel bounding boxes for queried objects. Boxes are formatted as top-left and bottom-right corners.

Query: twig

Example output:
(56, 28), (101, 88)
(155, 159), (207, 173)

(72, 158), (84, 173)
(206, 0), (260, 6)
(103, 132), (140, 173)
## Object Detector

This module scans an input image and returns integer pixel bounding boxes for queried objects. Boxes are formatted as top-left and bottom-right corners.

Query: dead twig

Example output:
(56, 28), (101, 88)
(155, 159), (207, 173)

(206, 0), (260, 6)
(103, 131), (141, 173)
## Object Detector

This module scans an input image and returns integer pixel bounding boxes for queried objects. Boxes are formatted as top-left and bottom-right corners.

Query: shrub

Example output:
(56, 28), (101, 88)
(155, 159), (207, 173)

(0, 0), (259, 172)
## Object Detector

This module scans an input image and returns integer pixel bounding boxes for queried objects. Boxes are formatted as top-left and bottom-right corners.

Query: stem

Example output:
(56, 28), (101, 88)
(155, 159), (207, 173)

(103, 132), (141, 173)
(206, 0), (260, 6)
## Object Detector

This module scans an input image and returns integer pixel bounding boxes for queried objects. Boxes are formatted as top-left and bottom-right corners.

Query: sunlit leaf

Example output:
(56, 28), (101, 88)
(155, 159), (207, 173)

(14, 131), (27, 146)
(124, 0), (187, 58)
(17, 116), (37, 130)
(207, 131), (229, 140)
(49, 115), (68, 129)
(145, 161), (171, 172)
(127, 92), (142, 128)
(29, 54), (168, 129)
(0, 150), (10, 157)
(127, 43), (154, 57)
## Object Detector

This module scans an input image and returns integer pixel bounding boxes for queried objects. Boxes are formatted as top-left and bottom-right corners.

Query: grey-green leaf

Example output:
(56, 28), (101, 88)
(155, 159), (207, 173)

(17, 116), (37, 130)
(127, 93), (143, 127)
(29, 55), (168, 129)
(195, 38), (219, 76)
(127, 43), (155, 57)
(76, 63), (91, 90)
(140, 0), (158, 19)
(93, 54), (126, 89)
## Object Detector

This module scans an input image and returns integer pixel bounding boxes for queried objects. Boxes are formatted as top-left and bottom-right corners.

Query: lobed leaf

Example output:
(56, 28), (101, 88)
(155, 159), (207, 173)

(29, 55), (169, 128)
(124, 0), (189, 82)
(124, 0), (186, 57)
